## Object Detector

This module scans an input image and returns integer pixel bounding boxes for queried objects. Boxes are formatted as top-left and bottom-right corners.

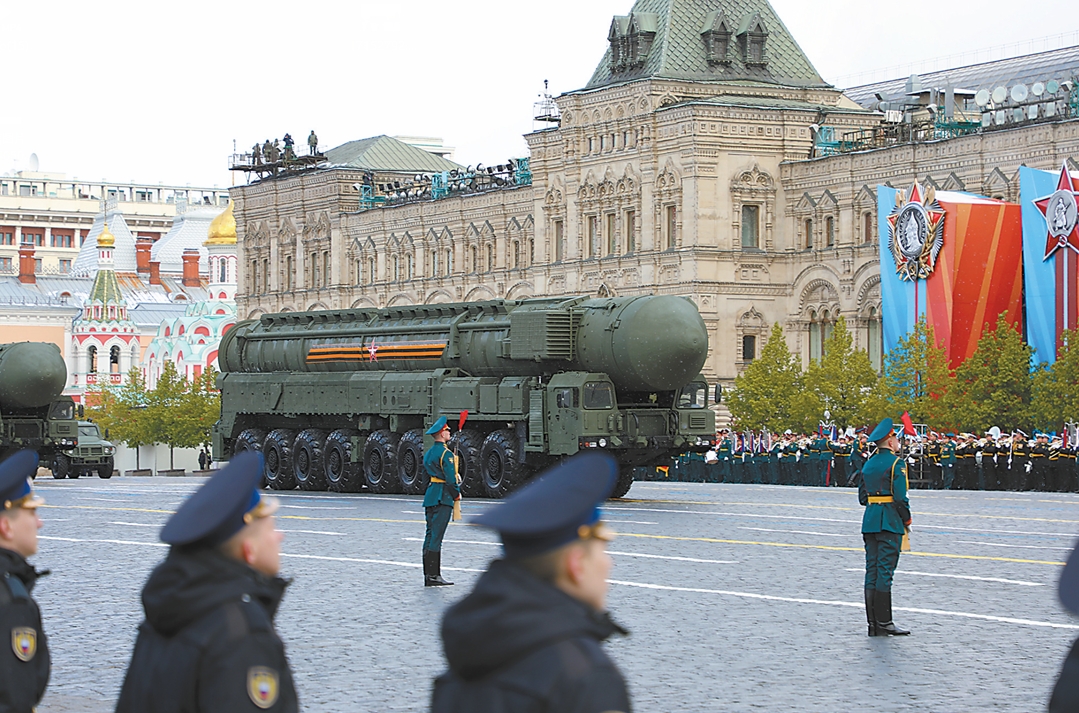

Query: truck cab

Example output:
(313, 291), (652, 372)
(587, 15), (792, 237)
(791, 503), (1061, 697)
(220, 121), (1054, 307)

(53, 421), (115, 479)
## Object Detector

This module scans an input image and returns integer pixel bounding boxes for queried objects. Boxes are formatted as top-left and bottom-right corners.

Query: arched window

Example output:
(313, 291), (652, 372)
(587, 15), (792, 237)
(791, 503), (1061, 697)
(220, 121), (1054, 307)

(808, 311), (821, 362)
(356, 259), (363, 284)
(219, 259), (227, 283)
(393, 255), (400, 282)
(826, 216), (835, 247)
(864, 212), (874, 244)
(512, 241), (520, 269)
(110, 345), (121, 374)
(445, 248), (453, 276)
(431, 250), (439, 276)
(470, 245), (478, 273)
(868, 306), (882, 371)
(88, 345), (98, 374)
(804, 218), (814, 249)
(406, 253), (413, 280)
(368, 256), (376, 284)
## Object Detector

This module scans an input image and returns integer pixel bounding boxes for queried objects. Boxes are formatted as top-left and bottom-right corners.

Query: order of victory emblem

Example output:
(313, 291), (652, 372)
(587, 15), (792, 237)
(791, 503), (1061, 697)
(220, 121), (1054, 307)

(247, 666), (280, 709)
(887, 182), (946, 281)
(11, 627), (36, 662)
(1034, 162), (1079, 259)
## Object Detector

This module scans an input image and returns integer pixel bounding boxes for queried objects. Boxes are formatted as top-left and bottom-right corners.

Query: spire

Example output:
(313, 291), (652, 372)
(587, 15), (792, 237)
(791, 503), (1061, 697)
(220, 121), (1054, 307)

(586, 0), (827, 90)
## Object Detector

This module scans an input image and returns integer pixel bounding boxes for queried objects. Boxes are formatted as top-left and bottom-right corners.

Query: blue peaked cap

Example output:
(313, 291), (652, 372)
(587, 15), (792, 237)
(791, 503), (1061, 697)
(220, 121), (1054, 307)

(0, 451), (41, 510)
(425, 416), (449, 436)
(160, 451), (276, 548)
(472, 451), (618, 559)
(868, 418), (894, 443)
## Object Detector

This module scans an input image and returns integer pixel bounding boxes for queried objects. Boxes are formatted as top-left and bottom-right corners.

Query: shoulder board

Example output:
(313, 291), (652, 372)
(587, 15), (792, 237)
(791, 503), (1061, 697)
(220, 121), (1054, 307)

(2, 573), (29, 602)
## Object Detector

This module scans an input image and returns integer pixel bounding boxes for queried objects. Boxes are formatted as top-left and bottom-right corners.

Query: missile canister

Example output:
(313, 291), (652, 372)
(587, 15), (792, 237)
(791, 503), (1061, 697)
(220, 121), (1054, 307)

(0, 342), (68, 409)
(219, 295), (708, 392)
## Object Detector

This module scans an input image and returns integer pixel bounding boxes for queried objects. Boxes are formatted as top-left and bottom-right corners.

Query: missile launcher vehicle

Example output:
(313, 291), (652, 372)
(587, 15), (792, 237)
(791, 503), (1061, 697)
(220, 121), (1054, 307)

(0, 342), (80, 467)
(212, 295), (716, 498)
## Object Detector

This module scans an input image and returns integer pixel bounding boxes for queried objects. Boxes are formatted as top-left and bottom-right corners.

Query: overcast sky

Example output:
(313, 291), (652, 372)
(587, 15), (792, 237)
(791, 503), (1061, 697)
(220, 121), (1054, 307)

(2, 0), (1076, 188)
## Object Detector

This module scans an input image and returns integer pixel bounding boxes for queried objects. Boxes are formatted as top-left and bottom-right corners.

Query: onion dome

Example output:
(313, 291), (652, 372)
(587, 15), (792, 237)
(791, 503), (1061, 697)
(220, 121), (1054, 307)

(205, 200), (237, 245)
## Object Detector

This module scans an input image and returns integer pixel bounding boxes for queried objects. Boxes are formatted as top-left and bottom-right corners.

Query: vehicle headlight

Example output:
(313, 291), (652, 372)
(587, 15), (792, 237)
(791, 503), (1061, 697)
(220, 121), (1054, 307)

(105, 447), (115, 455)
(598, 438), (607, 448)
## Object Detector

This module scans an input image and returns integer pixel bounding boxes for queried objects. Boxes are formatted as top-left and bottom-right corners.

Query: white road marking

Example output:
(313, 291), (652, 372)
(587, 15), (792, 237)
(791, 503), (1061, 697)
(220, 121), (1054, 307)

(108, 521), (158, 528)
(955, 541), (1074, 551)
(40, 535), (165, 547)
(740, 526), (849, 538)
(401, 537), (738, 564)
(601, 520), (659, 525)
(82, 497), (135, 502)
(842, 568), (1045, 587)
(606, 579), (1079, 630)
(278, 529), (346, 536)
(278, 505), (358, 511)
(281, 552), (484, 573)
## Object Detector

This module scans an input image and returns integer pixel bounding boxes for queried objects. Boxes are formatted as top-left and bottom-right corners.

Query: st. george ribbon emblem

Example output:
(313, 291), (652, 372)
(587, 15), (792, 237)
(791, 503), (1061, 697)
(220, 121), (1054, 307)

(887, 181), (946, 282)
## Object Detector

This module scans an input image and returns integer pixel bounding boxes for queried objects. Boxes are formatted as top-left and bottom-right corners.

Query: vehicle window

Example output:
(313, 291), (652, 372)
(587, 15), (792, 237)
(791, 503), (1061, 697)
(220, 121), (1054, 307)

(677, 383), (707, 409)
(582, 382), (614, 410)
(50, 402), (74, 420)
(555, 388), (579, 408)
(78, 425), (100, 438)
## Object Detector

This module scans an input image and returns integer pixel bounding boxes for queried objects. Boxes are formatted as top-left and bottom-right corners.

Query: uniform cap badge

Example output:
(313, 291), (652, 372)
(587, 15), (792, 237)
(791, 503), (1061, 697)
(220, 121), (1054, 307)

(247, 666), (279, 709)
(11, 627), (36, 662)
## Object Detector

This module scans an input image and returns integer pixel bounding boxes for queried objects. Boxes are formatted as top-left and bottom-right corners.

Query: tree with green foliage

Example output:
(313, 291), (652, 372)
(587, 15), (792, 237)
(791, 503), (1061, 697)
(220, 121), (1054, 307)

(726, 323), (802, 431)
(950, 313), (1033, 433)
(183, 367), (221, 454)
(1031, 329), (1079, 431)
(85, 368), (153, 468)
(796, 316), (879, 429)
(872, 317), (954, 426)
(145, 362), (200, 469)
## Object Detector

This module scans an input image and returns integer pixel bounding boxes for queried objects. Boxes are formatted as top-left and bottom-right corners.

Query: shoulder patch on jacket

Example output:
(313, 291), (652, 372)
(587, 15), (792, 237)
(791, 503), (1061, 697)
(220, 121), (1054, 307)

(11, 627), (36, 661)
(248, 666), (279, 709)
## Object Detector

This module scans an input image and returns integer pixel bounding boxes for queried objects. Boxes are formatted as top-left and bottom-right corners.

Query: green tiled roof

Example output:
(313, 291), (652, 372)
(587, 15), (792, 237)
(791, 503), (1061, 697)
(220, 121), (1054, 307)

(586, 0), (828, 90)
(677, 95), (874, 112)
(88, 267), (125, 308)
(325, 135), (462, 173)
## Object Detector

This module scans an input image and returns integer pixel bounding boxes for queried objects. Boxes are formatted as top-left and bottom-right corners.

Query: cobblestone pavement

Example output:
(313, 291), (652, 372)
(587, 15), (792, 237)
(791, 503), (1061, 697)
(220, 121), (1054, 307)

(27, 477), (1079, 712)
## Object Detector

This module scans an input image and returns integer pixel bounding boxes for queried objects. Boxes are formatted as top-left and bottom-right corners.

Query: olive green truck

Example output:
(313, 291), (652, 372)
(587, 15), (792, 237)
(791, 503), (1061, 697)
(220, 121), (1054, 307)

(212, 295), (716, 498)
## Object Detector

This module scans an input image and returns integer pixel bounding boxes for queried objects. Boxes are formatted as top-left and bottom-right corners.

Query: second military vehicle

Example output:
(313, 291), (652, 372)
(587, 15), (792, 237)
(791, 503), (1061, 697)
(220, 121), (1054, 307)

(0, 342), (80, 468)
(52, 421), (115, 479)
(213, 295), (716, 499)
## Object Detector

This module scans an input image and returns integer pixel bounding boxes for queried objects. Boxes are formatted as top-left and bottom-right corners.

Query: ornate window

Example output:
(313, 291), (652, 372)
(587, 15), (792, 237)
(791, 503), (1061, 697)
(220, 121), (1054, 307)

(608, 13), (658, 73)
(736, 308), (766, 371)
(701, 11), (732, 66)
(88, 345), (97, 373)
(736, 13), (768, 66)
(742, 335), (757, 362)
(730, 164), (776, 251)
(805, 218), (814, 249)
(110, 345), (121, 374)
(826, 216), (835, 247)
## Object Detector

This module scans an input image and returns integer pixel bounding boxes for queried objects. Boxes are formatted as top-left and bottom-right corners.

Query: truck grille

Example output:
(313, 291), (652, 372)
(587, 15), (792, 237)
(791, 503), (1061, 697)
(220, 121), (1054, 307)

(689, 414), (710, 430)
(89, 447), (103, 455)
(12, 423), (41, 439)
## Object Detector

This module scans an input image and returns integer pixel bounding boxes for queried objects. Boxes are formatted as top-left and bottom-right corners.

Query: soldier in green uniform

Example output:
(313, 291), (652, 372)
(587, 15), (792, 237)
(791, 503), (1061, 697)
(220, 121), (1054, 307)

(848, 431), (869, 487)
(422, 416), (460, 587)
(940, 434), (957, 489)
(715, 430), (732, 483)
(831, 436), (852, 488)
(810, 433), (829, 486)
(858, 418), (912, 637)
(768, 437), (783, 485)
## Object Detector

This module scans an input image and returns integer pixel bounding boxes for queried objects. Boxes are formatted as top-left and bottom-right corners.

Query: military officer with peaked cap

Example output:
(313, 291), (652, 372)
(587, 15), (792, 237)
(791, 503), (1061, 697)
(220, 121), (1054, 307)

(0, 451), (49, 713)
(422, 415), (459, 587)
(1050, 540), (1079, 710)
(858, 418), (912, 637)
(115, 451), (298, 713)
(432, 451), (632, 713)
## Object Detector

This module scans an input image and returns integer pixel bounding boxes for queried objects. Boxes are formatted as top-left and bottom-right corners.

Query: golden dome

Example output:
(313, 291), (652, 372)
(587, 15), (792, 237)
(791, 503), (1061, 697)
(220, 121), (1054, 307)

(205, 200), (237, 245)
(97, 221), (115, 249)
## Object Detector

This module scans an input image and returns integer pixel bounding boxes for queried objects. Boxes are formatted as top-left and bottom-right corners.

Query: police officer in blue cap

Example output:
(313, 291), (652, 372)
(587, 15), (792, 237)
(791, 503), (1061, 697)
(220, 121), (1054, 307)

(422, 415), (459, 587)
(115, 452), (298, 712)
(0, 451), (49, 713)
(1050, 540), (1079, 710)
(858, 418), (912, 636)
(431, 451), (631, 713)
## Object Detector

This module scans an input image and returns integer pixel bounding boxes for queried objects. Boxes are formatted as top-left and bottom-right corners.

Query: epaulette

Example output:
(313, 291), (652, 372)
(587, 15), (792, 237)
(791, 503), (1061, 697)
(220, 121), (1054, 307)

(0, 572), (30, 603)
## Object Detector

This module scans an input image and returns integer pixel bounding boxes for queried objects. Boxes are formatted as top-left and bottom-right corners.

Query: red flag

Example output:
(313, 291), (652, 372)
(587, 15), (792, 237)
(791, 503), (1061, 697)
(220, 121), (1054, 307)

(458, 410), (469, 431)
(900, 411), (916, 436)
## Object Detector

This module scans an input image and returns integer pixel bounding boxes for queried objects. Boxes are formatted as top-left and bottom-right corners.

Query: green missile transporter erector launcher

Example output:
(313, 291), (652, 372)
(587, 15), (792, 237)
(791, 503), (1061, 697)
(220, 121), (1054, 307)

(213, 295), (717, 498)
(0, 342), (80, 468)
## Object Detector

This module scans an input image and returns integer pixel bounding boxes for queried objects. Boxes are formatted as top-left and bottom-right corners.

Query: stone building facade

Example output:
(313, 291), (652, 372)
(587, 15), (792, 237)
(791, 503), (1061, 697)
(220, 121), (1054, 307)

(231, 0), (1079, 398)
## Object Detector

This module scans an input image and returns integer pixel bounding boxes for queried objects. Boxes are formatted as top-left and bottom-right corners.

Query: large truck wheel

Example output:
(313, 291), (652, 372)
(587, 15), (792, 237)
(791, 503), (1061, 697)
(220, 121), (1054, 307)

(52, 454), (71, 480)
(397, 429), (427, 495)
(264, 429), (297, 490)
(98, 458), (114, 479)
(294, 429), (328, 491)
(481, 429), (526, 499)
(324, 429), (363, 492)
(610, 468), (634, 499)
(68, 468), (81, 479)
(234, 428), (266, 456)
(363, 430), (400, 494)
(450, 429), (484, 497)
(234, 428), (268, 487)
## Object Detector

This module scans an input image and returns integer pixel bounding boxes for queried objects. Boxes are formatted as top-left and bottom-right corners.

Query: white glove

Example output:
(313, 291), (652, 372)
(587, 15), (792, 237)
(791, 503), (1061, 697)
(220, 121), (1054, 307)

(1026, 461), (1032, 473)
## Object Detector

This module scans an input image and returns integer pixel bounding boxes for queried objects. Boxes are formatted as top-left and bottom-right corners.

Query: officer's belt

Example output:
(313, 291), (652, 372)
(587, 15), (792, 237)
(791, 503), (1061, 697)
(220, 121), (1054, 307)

(430, 477), (446, 483)
(867, 495), (894, 504)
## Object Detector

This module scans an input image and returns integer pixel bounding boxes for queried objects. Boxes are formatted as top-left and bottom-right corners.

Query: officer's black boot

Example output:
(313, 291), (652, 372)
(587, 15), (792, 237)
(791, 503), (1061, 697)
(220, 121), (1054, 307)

(864, 588), (878, 636)
(425, 550), (453, 587)
(875, 591), (910, 635)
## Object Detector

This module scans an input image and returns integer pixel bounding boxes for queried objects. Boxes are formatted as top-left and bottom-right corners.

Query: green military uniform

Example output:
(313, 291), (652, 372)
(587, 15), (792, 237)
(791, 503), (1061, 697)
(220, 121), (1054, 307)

(422, 416), (460, 586)
(940, 438), (956, 489)
(858, 418), (911, 637)
(810, 436), (829, 486)
(716, 434), (732, 483)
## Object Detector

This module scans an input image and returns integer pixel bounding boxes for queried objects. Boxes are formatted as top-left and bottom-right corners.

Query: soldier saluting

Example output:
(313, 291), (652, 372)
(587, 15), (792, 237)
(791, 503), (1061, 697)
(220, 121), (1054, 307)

(858, 418), (912, 636)
(0, 451), (49, 713)
(432, 452), (631, 713)
(422, 416), (459, 587)
(115, 452), (298, 712)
